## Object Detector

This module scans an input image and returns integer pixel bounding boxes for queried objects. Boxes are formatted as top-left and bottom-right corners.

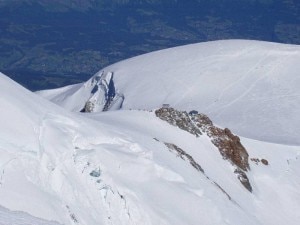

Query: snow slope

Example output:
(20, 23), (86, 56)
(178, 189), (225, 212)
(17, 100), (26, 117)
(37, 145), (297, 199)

(88, 110), (300, 225)
(37, 40), (300, 145)
(1, 72), (300, 225)
(0, 205), (62, 225)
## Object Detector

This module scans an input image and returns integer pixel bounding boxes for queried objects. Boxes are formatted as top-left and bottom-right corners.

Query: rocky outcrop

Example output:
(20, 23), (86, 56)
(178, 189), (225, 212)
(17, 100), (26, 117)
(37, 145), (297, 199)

(189, 112), (249, 171)
(155, 107), (252, 192)
(164, 142), (204, 173)
(251, 158), (269, 166)
(234, 169), (252, 192)
(261, 159), (269, 165)
(154, 108), (202, 136)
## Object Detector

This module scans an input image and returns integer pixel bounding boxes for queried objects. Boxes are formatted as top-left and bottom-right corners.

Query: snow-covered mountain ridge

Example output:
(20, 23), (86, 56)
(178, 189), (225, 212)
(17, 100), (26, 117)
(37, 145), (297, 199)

(38, 39), (300, 145)
(1, 72), (271, 225)
(1, 40), (300, 225)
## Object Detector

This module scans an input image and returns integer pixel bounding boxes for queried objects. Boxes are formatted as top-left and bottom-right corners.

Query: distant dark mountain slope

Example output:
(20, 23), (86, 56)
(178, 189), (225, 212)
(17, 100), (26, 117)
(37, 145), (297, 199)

(1, 0), (300, 90)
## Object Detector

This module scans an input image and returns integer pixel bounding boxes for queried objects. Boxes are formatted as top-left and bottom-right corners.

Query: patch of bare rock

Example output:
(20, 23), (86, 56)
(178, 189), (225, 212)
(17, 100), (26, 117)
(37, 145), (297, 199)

(155, 107), (253, 192)
(251, 158), (269, 165)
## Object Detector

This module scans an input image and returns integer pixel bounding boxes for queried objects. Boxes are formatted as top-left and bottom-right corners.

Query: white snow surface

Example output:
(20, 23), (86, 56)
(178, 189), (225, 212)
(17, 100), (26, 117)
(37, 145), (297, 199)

(38, 40), (300, 145)
(0, 205), (62, 225)
(1, 72), (300, 225)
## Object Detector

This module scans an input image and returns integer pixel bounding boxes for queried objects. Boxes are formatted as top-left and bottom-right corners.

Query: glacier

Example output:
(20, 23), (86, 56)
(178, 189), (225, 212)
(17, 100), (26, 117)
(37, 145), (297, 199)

(0, 40), (300, 225)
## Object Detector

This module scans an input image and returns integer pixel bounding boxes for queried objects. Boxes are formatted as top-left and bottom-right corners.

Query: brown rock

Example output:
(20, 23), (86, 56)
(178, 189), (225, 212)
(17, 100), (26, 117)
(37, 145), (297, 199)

(250, 158), (260, 165)
(164, 142), (204, 173)
(155, 107), (252, 192)
(261, 159), (269, 165)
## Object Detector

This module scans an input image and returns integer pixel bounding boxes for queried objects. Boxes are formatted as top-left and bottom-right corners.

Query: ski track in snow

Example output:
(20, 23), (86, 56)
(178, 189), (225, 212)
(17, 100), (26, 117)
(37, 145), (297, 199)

(212, 51), (282, 117)
(208, 50), (272, 108)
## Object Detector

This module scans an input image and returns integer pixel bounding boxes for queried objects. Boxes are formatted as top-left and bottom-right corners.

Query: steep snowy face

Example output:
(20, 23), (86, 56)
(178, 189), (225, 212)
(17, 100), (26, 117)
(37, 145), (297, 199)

(37, 71), (124, 112)
(38, 40), (300, 145)
(81, 71), (124, 112)
(0, 73), (65, 152)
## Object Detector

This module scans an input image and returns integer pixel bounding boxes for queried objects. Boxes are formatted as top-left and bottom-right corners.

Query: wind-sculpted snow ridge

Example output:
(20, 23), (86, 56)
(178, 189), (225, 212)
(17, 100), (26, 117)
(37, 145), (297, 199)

(38, 40), (300, 145)
(155, 107), (252, 192)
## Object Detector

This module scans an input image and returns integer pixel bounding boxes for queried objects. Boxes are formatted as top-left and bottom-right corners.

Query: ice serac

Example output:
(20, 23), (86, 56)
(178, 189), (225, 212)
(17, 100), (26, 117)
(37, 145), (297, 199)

(37, 71), (124, 113)
(81, 72), (106, 112)
(81, 71), (124, 112)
